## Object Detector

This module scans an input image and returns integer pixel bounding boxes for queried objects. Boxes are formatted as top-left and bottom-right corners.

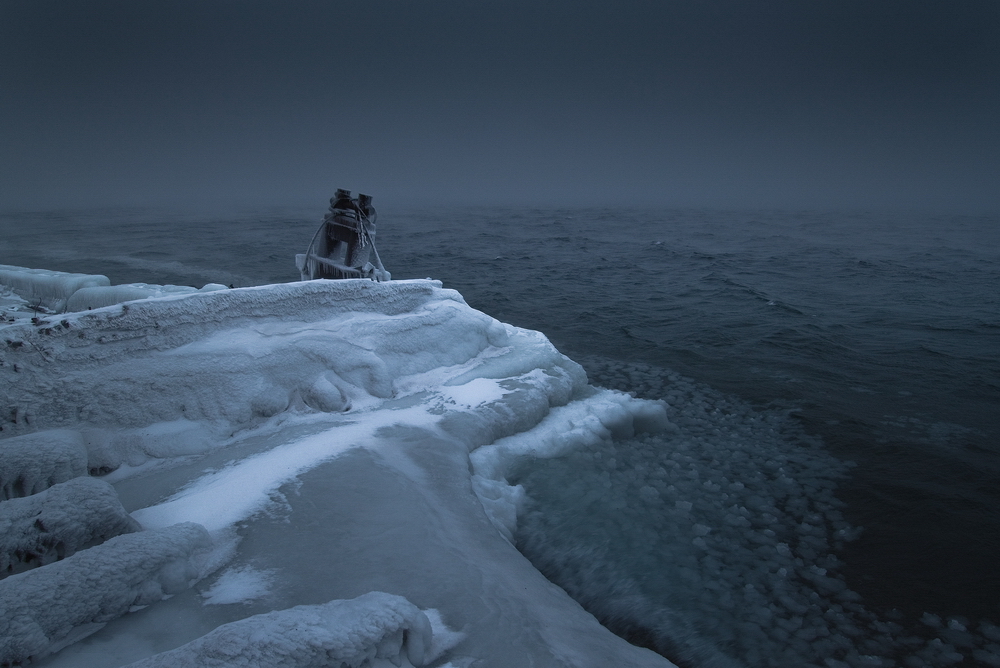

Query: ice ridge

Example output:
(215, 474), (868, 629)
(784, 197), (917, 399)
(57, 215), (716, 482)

(0, 476), (141, 576)
(0, 522), (212, 665)
(0, 430), (89, 500)
(0, 265), (110, 313)
(120, 592), (433, 668)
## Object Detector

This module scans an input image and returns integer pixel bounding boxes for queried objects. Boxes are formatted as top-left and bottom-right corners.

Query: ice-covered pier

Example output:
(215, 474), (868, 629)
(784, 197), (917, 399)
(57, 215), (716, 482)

(1, 268), (674, 667)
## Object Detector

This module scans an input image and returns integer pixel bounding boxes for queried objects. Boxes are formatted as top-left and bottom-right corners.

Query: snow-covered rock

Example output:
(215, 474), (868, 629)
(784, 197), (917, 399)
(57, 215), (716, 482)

(0, 430), (89, 499)
(120, 592), (432, 668)
(0, 522), (212, 665)
(0, 476), (141, 576)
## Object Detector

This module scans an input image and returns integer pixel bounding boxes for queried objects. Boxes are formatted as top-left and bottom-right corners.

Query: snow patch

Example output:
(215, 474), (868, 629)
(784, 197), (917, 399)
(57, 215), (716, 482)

(201, 565), (276, 605)
(439, 377), (511, 409)
(131, 407), (436, 532)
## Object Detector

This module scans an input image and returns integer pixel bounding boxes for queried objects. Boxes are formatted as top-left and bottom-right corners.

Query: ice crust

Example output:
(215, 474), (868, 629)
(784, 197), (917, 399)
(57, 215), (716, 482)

(470, 389), (672, 543)
(0, 522), (212, 665)
(2, 280), (506, 439)
(0, 476), (141, 576)
(0, 278), (674, 667)
(120, 592), (432, 668)
(0, 430), (89, 499)
(0, 263), (228, 315)
(0, 264), (110, 312)
(66, 283), (228, 313)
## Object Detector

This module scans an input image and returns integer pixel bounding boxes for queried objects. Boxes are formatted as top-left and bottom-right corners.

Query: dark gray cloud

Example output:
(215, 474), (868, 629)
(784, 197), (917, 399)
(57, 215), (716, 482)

(2, 0), (998, 210)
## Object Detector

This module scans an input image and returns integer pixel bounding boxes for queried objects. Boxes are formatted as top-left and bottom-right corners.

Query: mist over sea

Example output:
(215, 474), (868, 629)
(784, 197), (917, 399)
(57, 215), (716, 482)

(2, 206), (999, 666)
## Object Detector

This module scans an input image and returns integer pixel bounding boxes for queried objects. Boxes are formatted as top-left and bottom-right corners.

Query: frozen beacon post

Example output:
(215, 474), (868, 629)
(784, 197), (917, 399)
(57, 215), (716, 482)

(296, 190), (391, 282)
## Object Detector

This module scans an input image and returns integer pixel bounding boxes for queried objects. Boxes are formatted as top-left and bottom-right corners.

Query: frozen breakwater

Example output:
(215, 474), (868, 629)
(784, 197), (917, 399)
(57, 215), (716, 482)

(1, 274), (673, 667)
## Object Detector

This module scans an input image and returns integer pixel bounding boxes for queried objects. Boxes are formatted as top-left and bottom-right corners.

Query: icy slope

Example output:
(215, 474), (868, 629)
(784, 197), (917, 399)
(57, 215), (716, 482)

(0, 278), (674, 668)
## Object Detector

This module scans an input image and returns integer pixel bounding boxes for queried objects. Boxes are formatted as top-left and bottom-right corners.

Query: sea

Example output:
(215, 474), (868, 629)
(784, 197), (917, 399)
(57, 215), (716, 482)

(1, 206), (998, 667)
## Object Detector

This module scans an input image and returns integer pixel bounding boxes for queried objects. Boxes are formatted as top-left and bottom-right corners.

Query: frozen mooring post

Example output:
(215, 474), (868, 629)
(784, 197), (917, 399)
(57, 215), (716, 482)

(296, 189), (391, 282)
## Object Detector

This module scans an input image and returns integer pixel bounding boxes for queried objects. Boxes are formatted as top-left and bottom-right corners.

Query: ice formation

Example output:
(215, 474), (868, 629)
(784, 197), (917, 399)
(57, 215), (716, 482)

(6, 265), (998, 667)
(0, 430), (89, 499)
(66, 283), (228, 312)
(0, 278), (673, 668)
(470, 389), (672, 543)
(0, 476), (141, 575)
(0, 522), (212, 665)
(120, 592), (432, 668)
(0, 263), (226, 315)
(0, 265), (110, 312)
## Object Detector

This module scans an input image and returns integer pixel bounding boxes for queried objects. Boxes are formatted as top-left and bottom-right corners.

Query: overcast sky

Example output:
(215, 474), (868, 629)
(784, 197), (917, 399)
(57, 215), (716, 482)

(2, 0), (998, 211)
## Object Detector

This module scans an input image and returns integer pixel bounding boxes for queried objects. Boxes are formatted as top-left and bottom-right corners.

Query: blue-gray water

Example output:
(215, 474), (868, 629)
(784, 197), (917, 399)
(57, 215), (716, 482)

(2, 206), (999, 667)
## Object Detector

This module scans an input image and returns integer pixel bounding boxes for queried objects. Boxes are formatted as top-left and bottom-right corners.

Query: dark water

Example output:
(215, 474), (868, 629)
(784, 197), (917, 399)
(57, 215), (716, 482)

(2, 206), (999, 666)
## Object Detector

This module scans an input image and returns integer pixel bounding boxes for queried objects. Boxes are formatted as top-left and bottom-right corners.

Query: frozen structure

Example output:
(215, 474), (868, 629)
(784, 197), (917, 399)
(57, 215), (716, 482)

(0, 263), (226, 316)
(120, 592), (433, 668)
(297, 190), (390, 282)
(0, 265), (110, 313)
(0, 273), (673, 667)
(0, 522), (212, 665)
(65, 282), (228, 312)
(0, 476), (141, 575)
(0, 430), (89, 499)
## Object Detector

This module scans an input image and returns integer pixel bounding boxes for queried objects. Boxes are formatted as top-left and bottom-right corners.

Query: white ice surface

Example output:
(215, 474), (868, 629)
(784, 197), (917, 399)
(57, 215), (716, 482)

(0, 263), (227, 314)
(0, 278), (674, 667)
(200, 566), (276, 605)
(131, 406), (437, 532)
